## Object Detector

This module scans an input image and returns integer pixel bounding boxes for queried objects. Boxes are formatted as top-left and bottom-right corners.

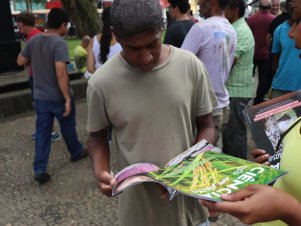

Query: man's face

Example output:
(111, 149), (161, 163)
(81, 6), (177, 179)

(117, 31), (162, 72)
(289, 0), (301, 49)
(198, 0), (212, 18)
(168, 6), (177, 19)
(271, 0), (280, 14)
(224, 7), (236, 23)
(291, 0), (301, 21)
(17, 22), (25, 34)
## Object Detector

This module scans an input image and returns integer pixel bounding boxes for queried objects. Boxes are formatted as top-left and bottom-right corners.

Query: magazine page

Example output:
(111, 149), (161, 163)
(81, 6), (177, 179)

(243, 90), (301, 169)
(147, 143), (287, 202)
(112, 162), (161, 196)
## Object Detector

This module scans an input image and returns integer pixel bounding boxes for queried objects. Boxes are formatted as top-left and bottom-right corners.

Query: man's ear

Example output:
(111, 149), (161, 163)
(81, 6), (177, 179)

(174, 6), (180, 13)
(234, 7), (240, 15)
(59, 22), (66, 30)
(111, 27), (120, 42)
(210, 0), (218, 7)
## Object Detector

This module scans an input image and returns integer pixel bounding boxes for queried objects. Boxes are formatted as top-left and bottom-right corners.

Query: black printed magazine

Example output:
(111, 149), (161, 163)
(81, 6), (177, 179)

(243, 90), (301, 169)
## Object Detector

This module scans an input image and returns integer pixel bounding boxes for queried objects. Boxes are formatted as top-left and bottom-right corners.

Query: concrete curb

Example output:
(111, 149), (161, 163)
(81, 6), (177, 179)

(0, 78), (88, 118)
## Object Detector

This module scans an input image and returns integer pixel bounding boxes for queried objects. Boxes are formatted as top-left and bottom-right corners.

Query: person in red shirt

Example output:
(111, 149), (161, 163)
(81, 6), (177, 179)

(17, 12), (60, 142)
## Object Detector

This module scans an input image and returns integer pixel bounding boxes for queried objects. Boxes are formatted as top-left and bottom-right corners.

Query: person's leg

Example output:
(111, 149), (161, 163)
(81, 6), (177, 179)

(262, 53), (275, 99)
(213, 106), (230, 151)
(253, 59), (269, 105)
(34, 100), (53, 175)
(222, 98), (250, 159)
(53, 98), (84, 159)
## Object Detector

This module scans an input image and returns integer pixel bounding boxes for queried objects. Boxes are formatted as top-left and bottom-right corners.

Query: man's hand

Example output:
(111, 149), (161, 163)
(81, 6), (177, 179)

(200, 185), (301, 225)
(63, 100), (72, 117)
(156, 184), (169, 199)
(95, 171), (116, 197)
(251, 149), (270, 165)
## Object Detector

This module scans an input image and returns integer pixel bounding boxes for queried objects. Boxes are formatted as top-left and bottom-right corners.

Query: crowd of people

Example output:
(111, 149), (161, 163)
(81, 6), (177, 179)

(15, 0), (301, 225)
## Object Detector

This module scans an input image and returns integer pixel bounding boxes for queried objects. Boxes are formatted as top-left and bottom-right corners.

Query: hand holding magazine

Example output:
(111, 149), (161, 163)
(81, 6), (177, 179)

(112, 140), (286, 202)
(243, 90), (301, 169)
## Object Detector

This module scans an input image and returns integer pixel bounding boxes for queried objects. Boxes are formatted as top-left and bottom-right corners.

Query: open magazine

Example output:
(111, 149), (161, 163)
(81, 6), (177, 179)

(112, 140), (286, 202)
(243, 90), (301, 169)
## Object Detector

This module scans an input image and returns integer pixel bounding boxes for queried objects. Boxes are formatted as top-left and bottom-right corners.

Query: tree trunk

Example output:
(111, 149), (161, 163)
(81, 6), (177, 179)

(61, 0), (102, 38)
(25, 0), (32, 11)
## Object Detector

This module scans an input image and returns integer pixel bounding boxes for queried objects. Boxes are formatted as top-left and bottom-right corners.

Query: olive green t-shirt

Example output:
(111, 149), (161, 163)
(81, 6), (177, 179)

(87, 46), (217, 226)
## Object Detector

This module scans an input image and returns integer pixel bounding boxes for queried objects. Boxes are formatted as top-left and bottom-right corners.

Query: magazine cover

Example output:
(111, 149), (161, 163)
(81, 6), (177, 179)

(112, 140), (287, 202)
(243, 90), (301, 169)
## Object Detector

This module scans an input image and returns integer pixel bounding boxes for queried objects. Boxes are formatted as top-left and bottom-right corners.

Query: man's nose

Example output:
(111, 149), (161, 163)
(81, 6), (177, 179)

(140, 49), (153, 64)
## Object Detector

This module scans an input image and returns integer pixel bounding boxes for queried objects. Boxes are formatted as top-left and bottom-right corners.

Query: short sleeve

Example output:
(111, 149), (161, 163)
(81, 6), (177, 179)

(234, 31), (248, 58)
(87, 82), (110, 132)
(181, 24), (203, 55)
(272, 25), (282, 54)
(194, 59), (217, 116)
(21, 40), (31, 59)
(54, 40), (70, 63)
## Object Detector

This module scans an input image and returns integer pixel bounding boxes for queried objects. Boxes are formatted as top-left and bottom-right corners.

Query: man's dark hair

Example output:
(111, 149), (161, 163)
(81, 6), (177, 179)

(218, 0), (231, 9)
(228, 0), (247, 17)
(47, 8), (70, 29)
(111, 0), (163, 39)
(168, 0), (190, 14)
(16, 11), (35, 26)
(259, 0), (272, 9)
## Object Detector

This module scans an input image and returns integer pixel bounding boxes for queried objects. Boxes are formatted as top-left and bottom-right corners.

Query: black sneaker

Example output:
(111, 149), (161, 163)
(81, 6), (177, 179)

(70, 148), (88, 162)
(34, 172), (51, 183)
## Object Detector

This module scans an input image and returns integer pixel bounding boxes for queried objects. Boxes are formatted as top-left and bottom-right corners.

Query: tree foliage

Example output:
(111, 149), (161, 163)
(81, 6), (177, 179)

(61, 0), (102, 38)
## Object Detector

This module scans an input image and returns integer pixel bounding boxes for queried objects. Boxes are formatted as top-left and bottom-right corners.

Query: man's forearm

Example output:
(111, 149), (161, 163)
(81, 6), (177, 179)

(195, 114), (216, 145)
(195, 127), (216, 145)
(57, 73), (71, 102)
(88, 134), (111, 173)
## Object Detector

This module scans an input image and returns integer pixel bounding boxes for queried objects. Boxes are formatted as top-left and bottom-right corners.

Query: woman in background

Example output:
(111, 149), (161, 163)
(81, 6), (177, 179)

(87, 7), (122, 75)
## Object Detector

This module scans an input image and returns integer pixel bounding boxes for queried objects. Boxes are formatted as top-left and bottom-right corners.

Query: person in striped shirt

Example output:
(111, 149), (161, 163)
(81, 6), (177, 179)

(222, 0), (255, 160)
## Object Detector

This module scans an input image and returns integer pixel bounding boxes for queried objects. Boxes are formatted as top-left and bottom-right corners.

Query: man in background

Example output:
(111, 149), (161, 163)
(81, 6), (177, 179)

(182, 0), (237, 150)
(17, 8), (87, 184)
(16, 11), (61, 142)
(271, 0), (281, 15)
(164, 0), (195, 47)
(74, 35), (90, 74)
(223, 0), (255, 159)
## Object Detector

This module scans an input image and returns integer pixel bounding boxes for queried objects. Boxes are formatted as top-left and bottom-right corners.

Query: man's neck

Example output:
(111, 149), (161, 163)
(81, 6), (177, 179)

(44, 29), (61, 37)
(231, 16), (241, 24)
(24, 26), (36, 36)
(211, 8), (225, 18)
(176, 13), (190, 21)
(156, 44), (171, 67)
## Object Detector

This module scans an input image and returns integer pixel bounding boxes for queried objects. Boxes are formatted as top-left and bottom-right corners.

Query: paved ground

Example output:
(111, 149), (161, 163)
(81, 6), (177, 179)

(0, 99), (249, 226)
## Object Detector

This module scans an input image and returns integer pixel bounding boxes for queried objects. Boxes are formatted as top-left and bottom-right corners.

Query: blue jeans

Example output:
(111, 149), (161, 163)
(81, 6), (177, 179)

(34, 98), (83, 173)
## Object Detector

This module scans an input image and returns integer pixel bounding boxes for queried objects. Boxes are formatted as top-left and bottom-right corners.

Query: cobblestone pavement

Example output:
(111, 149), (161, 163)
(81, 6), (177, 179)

(0, 99), (248, 226)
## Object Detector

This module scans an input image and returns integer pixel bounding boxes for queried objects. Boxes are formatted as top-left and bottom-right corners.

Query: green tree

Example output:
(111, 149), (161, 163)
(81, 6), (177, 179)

(20, 0), (102, 37)
(61, 0), (102, 38)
